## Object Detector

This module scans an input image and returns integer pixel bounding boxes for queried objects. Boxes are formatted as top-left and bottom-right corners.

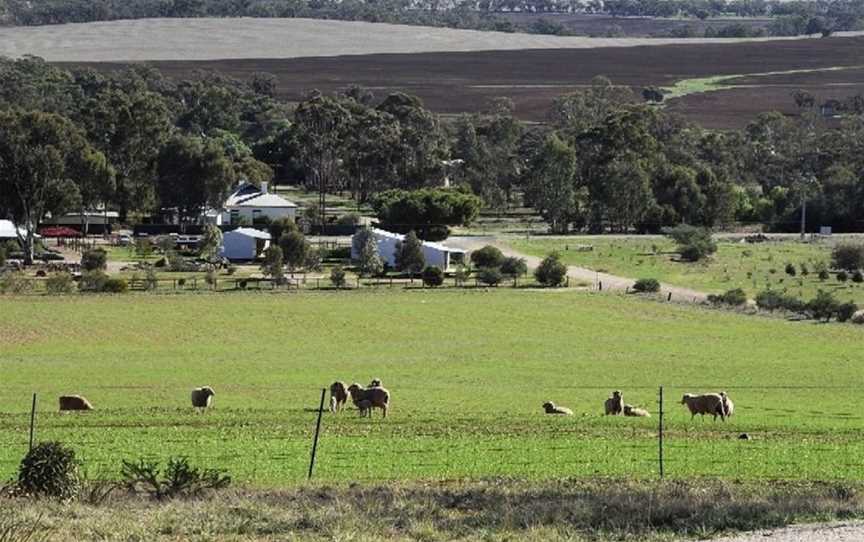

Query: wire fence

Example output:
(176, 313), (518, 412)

(0, 385), (861, 483)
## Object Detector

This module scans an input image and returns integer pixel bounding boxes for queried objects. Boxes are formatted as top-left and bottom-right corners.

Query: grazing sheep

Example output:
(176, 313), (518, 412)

(604, 391), (623, 415)
(191, 386), (215, 409)
(681, 393), (728, 421)
(623, 404), (651, 417)
(719, 392), (735, 419)
(59, 395), (93, 411)
(355, 399), (372, 417)
(329, 381), (349, 413)
(369, 378), (382, 388)
(347, 383), (390, 418)
(542, 401), (573, 415)
(738, 433), (750, 440)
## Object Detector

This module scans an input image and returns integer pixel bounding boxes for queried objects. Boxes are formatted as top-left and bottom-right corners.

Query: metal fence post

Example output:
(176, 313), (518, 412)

(29, 393), (37, 451)
(308, 388), (326, 480)
(658, 385), (664, 479)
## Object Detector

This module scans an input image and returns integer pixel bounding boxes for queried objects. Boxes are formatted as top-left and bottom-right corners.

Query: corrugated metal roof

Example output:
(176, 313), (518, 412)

(368, 228), (466, 253)
(225, 227), (271, 240)
(230, 193), (298, 208)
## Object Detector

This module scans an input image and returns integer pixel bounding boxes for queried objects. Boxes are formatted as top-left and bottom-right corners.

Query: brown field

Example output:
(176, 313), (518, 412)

(73, 35), (864, 128)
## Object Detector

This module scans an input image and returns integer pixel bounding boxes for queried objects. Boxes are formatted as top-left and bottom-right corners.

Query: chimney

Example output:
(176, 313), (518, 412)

(260, 182), (268, 194)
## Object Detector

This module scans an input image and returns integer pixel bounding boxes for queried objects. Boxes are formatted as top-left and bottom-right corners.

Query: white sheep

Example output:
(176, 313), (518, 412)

(542, 401), (573, 415)
(191, 386), (215, 410)
(623, 404), (651, 417)
(681, 393), (727, 421)
(59, 395), (93, 411)
(604, 391), (623, 415)
(347, 383), (390, 418)
(720, 391), (735, 419)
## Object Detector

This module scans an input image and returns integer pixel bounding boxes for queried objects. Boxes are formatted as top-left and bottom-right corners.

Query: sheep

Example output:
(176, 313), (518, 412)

(59, 395), (93, 411)
(719, 391), (735, 419)
(369, 378), (382, 388)
(542, 401), (573, 415)
(355, 399), (372, 417)
(347, 383), (390, 418)
(191, 386), (215, 410)
(604, 390), (623, 415)
(623, 404), (651, 417)
(329, 381), (349, 413)
(681, 393), (728, 421)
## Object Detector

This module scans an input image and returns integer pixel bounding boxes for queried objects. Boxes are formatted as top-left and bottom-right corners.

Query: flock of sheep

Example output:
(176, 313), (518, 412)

(543, 390), (735, 421)
(56, 386), (734, 424)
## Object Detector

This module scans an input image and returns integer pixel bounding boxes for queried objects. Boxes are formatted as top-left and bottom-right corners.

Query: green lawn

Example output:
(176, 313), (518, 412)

(1, 290), (862, 485)
(510, 236), (864, 304)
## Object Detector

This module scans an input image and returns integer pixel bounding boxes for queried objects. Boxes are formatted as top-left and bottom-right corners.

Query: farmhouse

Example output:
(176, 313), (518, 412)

(220, 228), (271, 261)
(215, 182), (297, 226)
(351, 228), (466, 271)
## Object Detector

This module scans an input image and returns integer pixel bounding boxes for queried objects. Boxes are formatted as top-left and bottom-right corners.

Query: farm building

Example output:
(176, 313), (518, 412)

(220, 228), (271, 261)
(0, 219), (30, 240)
(351, 228), (466, 271)
(214, 182), (297, 226)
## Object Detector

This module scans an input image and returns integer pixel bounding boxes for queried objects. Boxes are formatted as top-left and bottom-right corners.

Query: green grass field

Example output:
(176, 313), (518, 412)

(510, 236), (864, 304)
(1, 290), (862, 486)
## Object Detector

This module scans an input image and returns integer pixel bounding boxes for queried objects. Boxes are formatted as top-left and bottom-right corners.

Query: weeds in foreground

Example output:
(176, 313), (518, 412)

(120, 456), (230, 500)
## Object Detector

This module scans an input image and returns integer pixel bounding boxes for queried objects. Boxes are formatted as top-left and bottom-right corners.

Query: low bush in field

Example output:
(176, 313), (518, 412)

(476, 267), (502, 286)
(0, 271), (33, 294)
(500, 256), (527, 278)
(17, 441), (80, 500)
(708, 288), (748, 307)
(632, 278), (660, 293)
(470, 246), (505, 269)
(422, 266), (444, 287)
(534, 252), (567, 287)
(755, 290), (804, 313)
(120, 456), (230, 501)
(330, 265), (347, 288)
(46, 272), (75, 294)
(836, 302), (859, 323)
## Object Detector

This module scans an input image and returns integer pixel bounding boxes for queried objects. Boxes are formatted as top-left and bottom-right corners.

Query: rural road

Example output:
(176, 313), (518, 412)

(447, 236), (710, 303)
(698, 521), (864, 542)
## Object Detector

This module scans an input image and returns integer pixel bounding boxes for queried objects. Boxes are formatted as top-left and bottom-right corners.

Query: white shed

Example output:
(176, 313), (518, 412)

(218, 182), (297, 225)
(220, 228), (271, 261)
(351, 228), (466, 271)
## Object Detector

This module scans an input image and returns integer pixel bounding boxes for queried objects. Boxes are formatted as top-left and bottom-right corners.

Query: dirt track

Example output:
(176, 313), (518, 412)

(703, 521), (864, 542)
(447, 236), (709, 302)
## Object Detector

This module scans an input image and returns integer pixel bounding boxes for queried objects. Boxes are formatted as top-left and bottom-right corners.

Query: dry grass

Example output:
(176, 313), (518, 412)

(0, 17), (853, 62)
(1, 479), (862, 541)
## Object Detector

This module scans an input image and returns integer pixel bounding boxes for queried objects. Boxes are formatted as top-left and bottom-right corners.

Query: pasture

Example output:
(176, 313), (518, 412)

(1, 290), (862, 485)
(511, 236), (864, 304)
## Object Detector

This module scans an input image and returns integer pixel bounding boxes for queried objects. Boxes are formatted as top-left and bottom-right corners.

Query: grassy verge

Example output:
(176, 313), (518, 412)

(2, 479), (862, 541)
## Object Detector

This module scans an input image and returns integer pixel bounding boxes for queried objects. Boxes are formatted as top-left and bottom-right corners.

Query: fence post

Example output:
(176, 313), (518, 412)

(658, 385), (664, 479)
(667, 292), (672, 302)
(29, 393), (37, 451)
(599, 280), (603, 291)
(308, 388), (326, 480)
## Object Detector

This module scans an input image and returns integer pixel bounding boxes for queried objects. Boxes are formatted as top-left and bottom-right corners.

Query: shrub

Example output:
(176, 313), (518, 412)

(79, 270), (108, 292)
(454, 264), (471, 285)
(305, 247), (323, 272)
(709, 288), (748, 306)
(422, 265), (444, 287)
(837, 271), (848, 282)
(807, 290), (841, 322)
(134, 237), (153, 258)
(831, 243), (864, 272)
(476, 267), (502, 286)
(120, 456), (230, 501)
(394, 231), (425, 275)
(103, 277), (128, 293)
(144, 266), (158, 291)
(818, 269), (830, 281)
(336, 213), (361, 226)
(799, 263), (809, 276)
(784, 263), (796, 276)
(500, 256), (528, 277)
(330, 265), (347, 288)
(260, 245), (284, 280)
(837, 302), (858, 323)
(205, 267), (217, 287)
(17, 441), (79, 500)
(663, 225), (716, 262)
(632, 278), (660, 293)
(80, 248), (107, 271)
(755, 290), (804, 313)
(534, 252), (567, 287)
(279, 230), (308, 270)
(45, 272), (75, 295)
(470, 245), (505, 269)
(0, 271), (33, 294)
(853, 271), (864, 283)
(357, 233), (384, 277)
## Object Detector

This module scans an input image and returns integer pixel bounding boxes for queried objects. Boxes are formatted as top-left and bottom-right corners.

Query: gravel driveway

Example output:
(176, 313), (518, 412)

(701, 521), (864, 542)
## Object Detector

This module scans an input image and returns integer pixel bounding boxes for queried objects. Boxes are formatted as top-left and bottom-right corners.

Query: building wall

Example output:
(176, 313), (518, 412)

(221, 233), (269, 260)
(352, 230), (462, 271)
(220, 206), (296, 226)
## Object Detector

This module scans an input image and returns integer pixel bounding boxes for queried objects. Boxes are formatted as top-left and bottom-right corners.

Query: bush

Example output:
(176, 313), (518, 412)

(837, 271), (848, 282)
(853, 270), (864, 283)
(663, 225), (716, 262)
(831, 243), (864, 272)
(632, 278), (660, 293)
(0, 271), (33, 294)
(807, 290), (841, 322)
(79, 270), (108, 292)
(709, 288), (748, 306)
(837, 302), (858, 323)
(120, 456), (230, 501)
(476, 267), (503, 286)
(454, 264), (471, 285)
(330, 265), (347, 288)
(500, 256), (528, 277)
(534, 252), (567, 287)
(304, 247), (323, 272)
(422, 265), (444, 287)
(17, 441), (79, 500)
(144, 266), (158, 291)
(80, 248), (107, 271)
(818, 269), (830, 281)
(45, 272), (75, 295)
(470, 245), (505, 269)
(103, 277), (128, 293)
(784, 263), (796, 277)
(336, 213), (361, 226)
(755, 290), (804, 313)
(799, 263), (809, 276)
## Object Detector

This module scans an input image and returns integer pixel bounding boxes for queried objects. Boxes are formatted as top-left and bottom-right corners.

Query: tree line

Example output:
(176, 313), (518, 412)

(2, 0), (863, 37)
(2, 57), (864, 264)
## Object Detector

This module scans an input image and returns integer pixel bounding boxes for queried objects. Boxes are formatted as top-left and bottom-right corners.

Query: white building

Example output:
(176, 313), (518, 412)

(220, 228), (271, 261)
(0, 219), (31, 241)
(216, 182), (297, 226)
(351, 228), (466, 271)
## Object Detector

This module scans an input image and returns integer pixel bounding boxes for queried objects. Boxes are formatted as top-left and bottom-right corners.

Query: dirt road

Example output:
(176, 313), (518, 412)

(702, 521), (864, 542)
(447, 236), (709, 303)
